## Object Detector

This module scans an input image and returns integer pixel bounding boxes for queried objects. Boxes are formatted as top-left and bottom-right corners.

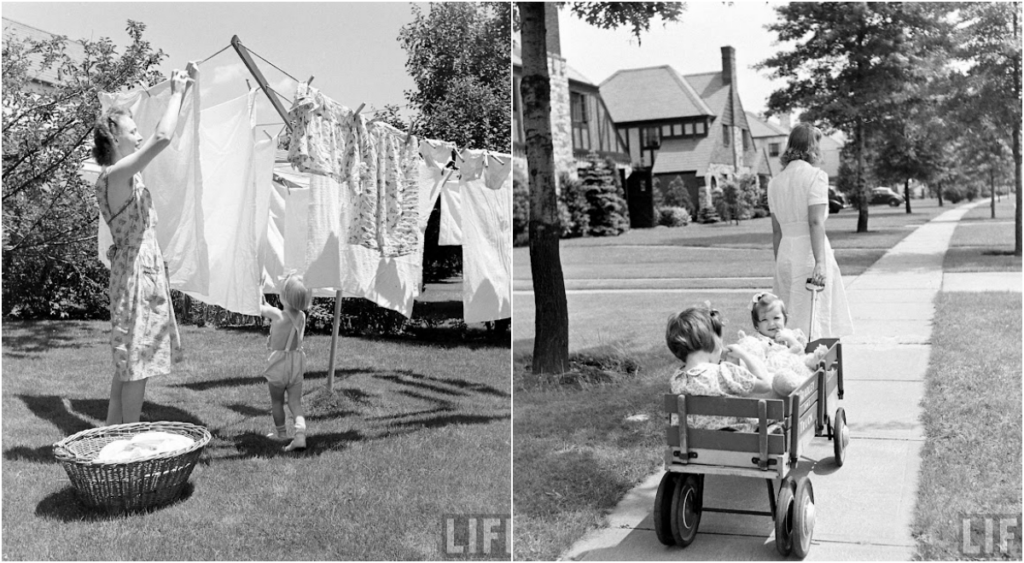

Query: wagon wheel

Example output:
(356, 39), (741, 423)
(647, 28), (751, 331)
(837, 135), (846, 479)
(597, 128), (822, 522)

(670, 474), (702, 547)
(653, 472), (678, 546)
(833, 407), (849, 467)
(774, 477), (795, 556)
(791, 477), (816, 559)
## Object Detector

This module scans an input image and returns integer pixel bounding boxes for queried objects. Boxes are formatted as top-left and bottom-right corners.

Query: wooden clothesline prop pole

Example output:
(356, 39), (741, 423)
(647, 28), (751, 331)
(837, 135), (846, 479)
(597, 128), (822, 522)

(231, 34), (345, 394)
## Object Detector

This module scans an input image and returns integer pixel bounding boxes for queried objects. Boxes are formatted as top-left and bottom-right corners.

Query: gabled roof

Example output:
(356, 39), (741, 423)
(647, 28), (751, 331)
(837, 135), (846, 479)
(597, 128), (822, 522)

(652, 137), (715, 176)
(745, 111), (789, 139)
(682, 71), (749, 131)
(2, 17), (87, 86)
(599, 65), (713, 123)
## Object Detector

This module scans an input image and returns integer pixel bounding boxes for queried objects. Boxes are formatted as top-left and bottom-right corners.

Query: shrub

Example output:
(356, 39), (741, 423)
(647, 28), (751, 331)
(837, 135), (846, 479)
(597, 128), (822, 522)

(658, 206), (691, 227)
(663, 175), (694, 214)
(512, 164), (529, 245)
(943, 185), (965, 204)
(578, 153), (629, 237)
(559, 172), (590, 238)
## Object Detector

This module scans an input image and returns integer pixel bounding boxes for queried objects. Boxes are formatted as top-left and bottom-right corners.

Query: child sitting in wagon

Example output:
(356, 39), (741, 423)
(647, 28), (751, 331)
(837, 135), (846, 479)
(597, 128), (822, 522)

(734, 292), (829, 397)
(666, 304), (776, 431)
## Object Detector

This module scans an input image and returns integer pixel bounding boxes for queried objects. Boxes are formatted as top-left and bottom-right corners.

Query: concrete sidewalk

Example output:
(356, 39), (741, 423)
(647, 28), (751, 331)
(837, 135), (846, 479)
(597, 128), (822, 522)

(560, 200), (997, 561)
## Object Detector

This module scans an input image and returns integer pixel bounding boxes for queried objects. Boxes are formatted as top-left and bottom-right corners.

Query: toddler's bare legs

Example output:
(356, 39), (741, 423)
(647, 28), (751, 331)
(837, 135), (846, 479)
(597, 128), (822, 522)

(267, 383), (288, 439)
(284, 379), (306, 451)
(106, 375), (147, 426)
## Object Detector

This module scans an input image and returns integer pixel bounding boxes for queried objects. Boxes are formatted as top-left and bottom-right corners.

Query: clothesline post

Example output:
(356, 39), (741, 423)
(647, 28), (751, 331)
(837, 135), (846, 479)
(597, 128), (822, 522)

(231, 34), (345, 394)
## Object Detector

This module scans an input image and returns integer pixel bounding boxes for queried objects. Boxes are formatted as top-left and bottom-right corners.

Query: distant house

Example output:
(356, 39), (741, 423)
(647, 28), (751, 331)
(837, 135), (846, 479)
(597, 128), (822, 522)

(599, 46), (759, 209)
(2, 17), (86, 94)
(512, 5), (629, 180)
(747, 111), (845, 186)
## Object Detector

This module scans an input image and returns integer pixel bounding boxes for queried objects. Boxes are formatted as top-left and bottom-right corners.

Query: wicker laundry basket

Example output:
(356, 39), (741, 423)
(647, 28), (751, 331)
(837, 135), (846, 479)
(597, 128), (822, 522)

(53, 421), (211, 513)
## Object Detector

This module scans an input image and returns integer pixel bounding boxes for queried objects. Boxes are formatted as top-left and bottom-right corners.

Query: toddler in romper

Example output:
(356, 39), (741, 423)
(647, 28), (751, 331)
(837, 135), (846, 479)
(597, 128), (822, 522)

(735, 292), (828, 397)
(260, 274), (312, 452)
(666, 304), (775, 431)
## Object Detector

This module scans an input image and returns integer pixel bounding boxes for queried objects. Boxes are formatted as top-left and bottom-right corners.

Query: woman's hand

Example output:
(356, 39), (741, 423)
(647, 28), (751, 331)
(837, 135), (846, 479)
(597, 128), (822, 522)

(810, 262), (826, 286)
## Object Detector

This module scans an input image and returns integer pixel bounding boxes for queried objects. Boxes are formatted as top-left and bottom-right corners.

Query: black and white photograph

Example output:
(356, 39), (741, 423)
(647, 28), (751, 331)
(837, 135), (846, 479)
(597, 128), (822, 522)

(2, 2), (511, 559)
(511, 2), (1021, 560)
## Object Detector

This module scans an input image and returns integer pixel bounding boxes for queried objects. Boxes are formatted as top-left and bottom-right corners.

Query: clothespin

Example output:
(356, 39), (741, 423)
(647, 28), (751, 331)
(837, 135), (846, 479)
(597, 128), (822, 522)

(307, 75), (314, 87)
(490, 152), (506, 166)
(263, 130), (274, 141)
(246, 79), (253, 91)
(354, 103), (365, 116)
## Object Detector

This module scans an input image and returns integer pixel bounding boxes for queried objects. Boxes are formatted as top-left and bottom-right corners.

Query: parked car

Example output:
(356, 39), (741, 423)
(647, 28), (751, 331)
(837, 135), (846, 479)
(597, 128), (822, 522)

(870, 187), (904, 206)
(828, 187), (847, 214)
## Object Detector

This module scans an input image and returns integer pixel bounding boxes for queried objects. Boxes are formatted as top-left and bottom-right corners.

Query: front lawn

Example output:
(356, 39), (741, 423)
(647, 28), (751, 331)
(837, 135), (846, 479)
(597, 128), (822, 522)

(913, 292), (1022, 559)
(2, 320), (510, 560)
(944, 197), (1022, 273)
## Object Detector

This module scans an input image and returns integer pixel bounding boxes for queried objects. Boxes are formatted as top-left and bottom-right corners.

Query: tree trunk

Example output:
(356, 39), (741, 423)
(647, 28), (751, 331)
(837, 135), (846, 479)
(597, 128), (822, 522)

(991, 167), (996, 219)
(520, 2), (569, 374)
(856, 120), (869, 233)
(937, 181), (944, 207)
(904, 177), (912, 214)
(1015, 7), (1022, 256)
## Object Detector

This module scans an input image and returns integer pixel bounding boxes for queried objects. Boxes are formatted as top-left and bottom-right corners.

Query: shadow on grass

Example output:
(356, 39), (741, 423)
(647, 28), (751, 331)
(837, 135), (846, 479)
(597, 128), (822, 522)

(34, 482), (196, 522)
(227, 430), (366, 459)
(8, 395), (211, 465)
(1, 320), (96, 359)
(373, 370), (509, 398)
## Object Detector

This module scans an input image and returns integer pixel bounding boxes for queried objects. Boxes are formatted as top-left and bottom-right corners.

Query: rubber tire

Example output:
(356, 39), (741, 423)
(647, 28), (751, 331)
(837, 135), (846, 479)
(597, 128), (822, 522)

(791, 477), (816, 559)
(670, 474), (702, 547)
(653, 472), (678, 546)
(775, 477), (795, 556)
(889, 199), (901, 207)
(833, 407), (848, 467)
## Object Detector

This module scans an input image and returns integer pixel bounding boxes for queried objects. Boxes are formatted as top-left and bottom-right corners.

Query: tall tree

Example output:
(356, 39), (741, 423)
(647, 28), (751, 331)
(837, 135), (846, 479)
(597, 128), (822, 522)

(956, 2), (1022, 255)
(2, 21), (166, 318)
(758, 3), (953, 232)
(516, 2), (684, 374)
(398, 2), (511, 153)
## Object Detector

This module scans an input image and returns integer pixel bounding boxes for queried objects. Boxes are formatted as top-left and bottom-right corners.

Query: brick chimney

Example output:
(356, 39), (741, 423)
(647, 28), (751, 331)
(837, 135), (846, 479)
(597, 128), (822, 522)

(721, 46), (736, 86)
(545, 3), (561, 56)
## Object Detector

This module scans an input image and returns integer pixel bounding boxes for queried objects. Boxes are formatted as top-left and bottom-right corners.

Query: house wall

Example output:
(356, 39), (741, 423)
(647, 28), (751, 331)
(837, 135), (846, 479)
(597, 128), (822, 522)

(548, 54), (575, 178)
(569, 82), (628, 160)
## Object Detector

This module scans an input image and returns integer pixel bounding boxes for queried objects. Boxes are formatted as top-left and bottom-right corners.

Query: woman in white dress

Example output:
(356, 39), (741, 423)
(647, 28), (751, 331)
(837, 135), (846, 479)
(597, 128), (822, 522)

(767, 124), (853, 339)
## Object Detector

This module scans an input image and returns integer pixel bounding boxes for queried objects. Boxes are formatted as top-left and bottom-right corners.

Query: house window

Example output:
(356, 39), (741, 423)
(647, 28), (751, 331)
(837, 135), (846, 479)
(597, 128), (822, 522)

(742, 130), (749, 151)
(723, 125), (730, 147)
(641, 126), (661, 149)
(570, 92), (587, 124)
(769, 142), (780, 157)
(672, 124), (682, 137)
(695, 121), (706, 135)
(570, 92), (590, 151)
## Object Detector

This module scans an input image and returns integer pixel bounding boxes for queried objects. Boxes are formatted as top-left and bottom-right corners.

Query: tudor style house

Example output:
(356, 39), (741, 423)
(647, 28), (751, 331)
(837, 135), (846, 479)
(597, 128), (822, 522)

(599, 46), (759, 214)
(512, 5), (629, 179)
(2, 17), (86, 94)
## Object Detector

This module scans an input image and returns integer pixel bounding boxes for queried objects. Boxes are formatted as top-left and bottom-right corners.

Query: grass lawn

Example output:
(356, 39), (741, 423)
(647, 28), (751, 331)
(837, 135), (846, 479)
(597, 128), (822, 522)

(2, 320), (510, 560)
(913, 292), (1022, 559)
(944, 197), (1022, 273)
(513, 197), (949, 283)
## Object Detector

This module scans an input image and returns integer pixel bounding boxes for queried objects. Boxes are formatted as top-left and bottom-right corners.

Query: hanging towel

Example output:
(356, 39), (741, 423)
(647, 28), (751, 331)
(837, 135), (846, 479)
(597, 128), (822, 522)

(438, 180), (463, 246)
(459, 149), (512, 323)
(183, 91), (273, 316)
(417, 139), (456, 232)
(98, 76), (209, 294)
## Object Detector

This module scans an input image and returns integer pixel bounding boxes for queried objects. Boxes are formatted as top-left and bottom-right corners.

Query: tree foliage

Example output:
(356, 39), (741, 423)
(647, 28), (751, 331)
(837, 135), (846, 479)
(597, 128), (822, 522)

(758, 3), (953, 232)
(398, 2), (510, 152)
(2, 21), (166, 318)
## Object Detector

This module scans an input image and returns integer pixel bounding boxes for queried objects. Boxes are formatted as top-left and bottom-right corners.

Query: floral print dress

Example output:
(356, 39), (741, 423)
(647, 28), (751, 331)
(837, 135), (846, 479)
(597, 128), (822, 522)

(669, 362), (760, 431)
(96, 172), (182, 381)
